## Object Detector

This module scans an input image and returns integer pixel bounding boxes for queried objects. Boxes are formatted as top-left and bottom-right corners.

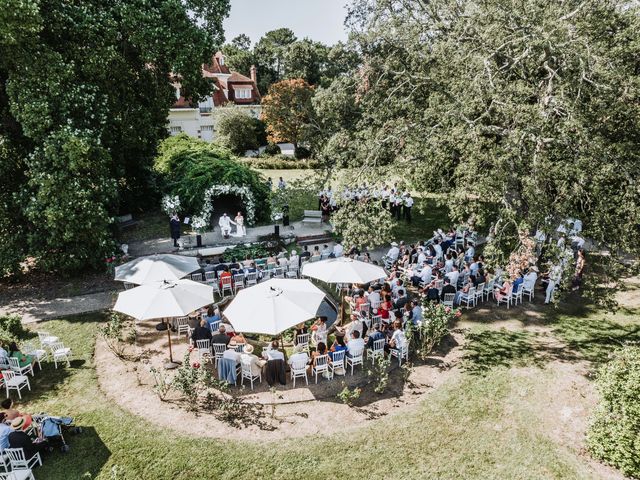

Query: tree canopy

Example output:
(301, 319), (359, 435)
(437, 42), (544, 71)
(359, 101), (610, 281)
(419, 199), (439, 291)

(318, 0), (640, 295)
(0, 0), (230, 274)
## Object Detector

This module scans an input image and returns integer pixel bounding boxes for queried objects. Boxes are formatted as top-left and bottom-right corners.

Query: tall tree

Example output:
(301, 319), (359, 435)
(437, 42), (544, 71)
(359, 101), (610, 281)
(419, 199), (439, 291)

(261, 79), (315, 150)
(0, 0), (230, 275)
(326, 0), (640, 289)
(253, 28), (297, 93)
(222, 34), (255, 77)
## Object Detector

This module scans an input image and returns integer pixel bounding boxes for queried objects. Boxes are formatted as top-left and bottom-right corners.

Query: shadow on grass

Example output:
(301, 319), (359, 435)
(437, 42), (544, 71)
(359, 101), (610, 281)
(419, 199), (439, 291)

(461, 328), (544, 375)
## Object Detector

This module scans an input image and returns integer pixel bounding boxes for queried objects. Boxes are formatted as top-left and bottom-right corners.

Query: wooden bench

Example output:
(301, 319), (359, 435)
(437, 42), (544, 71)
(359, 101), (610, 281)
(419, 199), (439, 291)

(302, 210), (323, 224)
(116, 213), (140, 229)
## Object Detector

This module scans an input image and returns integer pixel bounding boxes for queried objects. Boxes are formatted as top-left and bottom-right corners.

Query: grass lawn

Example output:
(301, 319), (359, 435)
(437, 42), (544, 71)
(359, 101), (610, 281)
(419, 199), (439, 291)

(16, 294), (639, 479)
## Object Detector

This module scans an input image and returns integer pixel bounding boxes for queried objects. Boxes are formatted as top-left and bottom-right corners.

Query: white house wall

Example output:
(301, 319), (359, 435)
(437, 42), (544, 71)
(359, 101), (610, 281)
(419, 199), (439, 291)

(167, 105), (262, 142)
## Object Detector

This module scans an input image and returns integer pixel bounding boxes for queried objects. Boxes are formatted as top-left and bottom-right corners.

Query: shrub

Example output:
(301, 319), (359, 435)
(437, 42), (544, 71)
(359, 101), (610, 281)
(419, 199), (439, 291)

(367, 355), (391, 394)
(222, 244), (269, 261)
(294, 146), (311, 159)
(587, 345), (640, 478)
(263, 143), (281, 155)
(0, 315), (30, 341)
(337, 384), (362, 406)
(171, 349), (212, 411)
(215, 109), (260, 155)
(239, 156), (320, 170)
(413, 302), (460, 359)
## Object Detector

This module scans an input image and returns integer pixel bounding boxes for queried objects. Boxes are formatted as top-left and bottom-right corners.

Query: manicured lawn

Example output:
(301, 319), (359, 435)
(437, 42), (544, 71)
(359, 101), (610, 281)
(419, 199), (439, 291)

(17, 298), (639, 479)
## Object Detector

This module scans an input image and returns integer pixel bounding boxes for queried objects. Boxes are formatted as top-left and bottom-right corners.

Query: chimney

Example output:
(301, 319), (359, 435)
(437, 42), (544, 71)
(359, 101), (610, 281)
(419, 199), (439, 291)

(250, 65), (257, 84)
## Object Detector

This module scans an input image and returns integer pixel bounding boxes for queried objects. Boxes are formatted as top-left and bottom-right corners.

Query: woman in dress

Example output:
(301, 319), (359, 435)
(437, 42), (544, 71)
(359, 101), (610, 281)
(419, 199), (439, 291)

(233, 211), (246, 237)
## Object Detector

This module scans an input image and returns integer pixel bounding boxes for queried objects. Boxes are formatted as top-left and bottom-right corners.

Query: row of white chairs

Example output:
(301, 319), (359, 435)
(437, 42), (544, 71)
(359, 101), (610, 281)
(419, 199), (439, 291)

(0, 446), (41, 479)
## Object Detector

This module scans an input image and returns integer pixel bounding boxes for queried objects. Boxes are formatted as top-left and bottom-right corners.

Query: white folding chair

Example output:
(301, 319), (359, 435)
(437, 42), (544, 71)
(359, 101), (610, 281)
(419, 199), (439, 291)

(312, 354), (330, 383)
(346, 346), (364, 375)
(294, 333), (310, 352)
(0, 469), (36, 480)
(522, 284), (534, 301)
(233, 274), (245, 294)
(240, 359), (261, 389)
(3, 448), (41, 471)
(212, 343), (227, 366)
(195, 340), (212, 363)
(37, 331), (58, 349)
(496, 286), (512, 308)
(190, 273), (203, 282)
(459, 287), (476, 308)
(483, 279), (495, 301)
(2, 371), (30, 399)
(273, 267), (285, 279)
(175, 316), (190, 338)
(123, 282), (136, 290)
(235, 343), (245, 353)
(370, 315), (382, 330)
(22, 342), (47, 370)
(329, 350), (346, 377)
(367, 338), (385, 363)
(220, 277), (233, 297)
(50, 342), (72, 368)
(209, 320), (221, 334)
(204, 271), (217, 285)
(8, 358), (33, 378)
(245, 272), (258, 286)
(442, 293), (455, 308)
(285, 265), (299, 279)
(474, 283), (485, 304)
(390, 343), (409, 366)
(290, 358), (308, 387)
(511, 287), (523, 306)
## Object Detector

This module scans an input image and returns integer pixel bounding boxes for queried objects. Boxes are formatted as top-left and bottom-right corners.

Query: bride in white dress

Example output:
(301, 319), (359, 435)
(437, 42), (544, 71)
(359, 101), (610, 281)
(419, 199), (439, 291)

(232, 211), (246, 237)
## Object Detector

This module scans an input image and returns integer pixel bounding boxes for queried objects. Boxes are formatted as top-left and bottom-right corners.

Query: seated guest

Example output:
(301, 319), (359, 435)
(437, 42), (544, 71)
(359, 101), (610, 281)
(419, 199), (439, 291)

(294, 322), (308, 345)
(222, 341), (242, 363)
(393, 289), (409, 311)
(333, 242), (344, 257)
(330, 334), (348, 360)
(445, 266), (460, 288)
(495, 279), (513, 302)
(387, 320), (407, 354)
(289, 250), (299, 267)
(311, 317), (328, 345)
(474, 269), (486, 287)
(455, 277), (474, 305)
(346, 331), (365, 357)
(8, 342), (32, 368)
(321, 244), (332, 257)
(310, 342), (330, 371)
(262, 340), (285, 361)
(1, 399), (20, 421)
(441, 277), (457, 301)
(386, 242), (400, 261)
(444, 254), (454, 273)
(312, 246), (321, 258)
(523, 266), (538, 291)
(379, 294), (393, 322)
(362, 252), (371, 263)
(512, 272), (524, 293)
(0, 413), (11, 451)
(230, 332), (247, 345)
(240, 344), (266, 376)
(277, 254), (289, 267)
(211, 325), (231, 346)
(8, 417), (51, 457)
(300, 246), (311, 260)
(366, 324), (386, 350)
(191, 319), (213, 343)
(366, 285), (381, 308)
(218, 267), (232, 288)
(241, 255), (253, 268)
(288, 345), (310, 367)
(204, 306), (220, 328)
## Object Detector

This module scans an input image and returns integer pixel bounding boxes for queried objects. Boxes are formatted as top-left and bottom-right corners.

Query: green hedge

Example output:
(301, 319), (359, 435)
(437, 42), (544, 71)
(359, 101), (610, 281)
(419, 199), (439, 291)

(154, 134), (271, 222)
(587, 345), (640, 478)
(238, 156), (320, 170)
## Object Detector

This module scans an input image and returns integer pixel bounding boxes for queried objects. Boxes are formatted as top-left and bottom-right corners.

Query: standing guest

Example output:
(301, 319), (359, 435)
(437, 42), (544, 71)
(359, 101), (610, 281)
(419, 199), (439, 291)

(403, 193), (414, 222)
(411, 301), (423, 326)
(266, 177), (273, 190)
(545, 264), (562, 304)
(386, 242), (400, 262)
(333, 242), (344, 257)
(379, 294), (393, 322)
(278, 177), (286, 189)
(170, 214), (181, 248)
(289, 250), (300, 267)
(311, 317), (328, 345)
(572, 249), (586, 290)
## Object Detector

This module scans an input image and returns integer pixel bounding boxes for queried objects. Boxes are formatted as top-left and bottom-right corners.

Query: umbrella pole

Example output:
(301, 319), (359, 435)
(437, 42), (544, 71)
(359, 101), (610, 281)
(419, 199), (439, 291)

(166, 319), (174, 363)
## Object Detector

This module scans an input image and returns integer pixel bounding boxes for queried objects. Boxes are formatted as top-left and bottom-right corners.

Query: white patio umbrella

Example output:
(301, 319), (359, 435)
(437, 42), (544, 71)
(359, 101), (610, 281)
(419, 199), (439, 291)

(113, 279), (214, 363)
(114, 254), (200, 285)
(301, 257), (386, 284)
(301, 257), (387, 324)
(223, 279), (326, 336)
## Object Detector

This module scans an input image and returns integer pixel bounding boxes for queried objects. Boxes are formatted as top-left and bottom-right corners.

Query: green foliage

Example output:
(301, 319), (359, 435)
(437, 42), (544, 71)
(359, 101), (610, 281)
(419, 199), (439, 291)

(99, 312), (136, 359)
(331, 198), (395, 251)
(0, 314), (30, 346)
(337, 384), (362, 406)
(294, 146), (311, 159)
(263, 143), (282, 155)
(323, 0), (640, 302)
(587, 345), (640, 477)
(215, 109), (262, 155)
(171, 349), (212, 411)
(239, 156), (320, 170)
(0, 0), (230, 274)
(415, 303), (460, 359)
(221, 243), (269, 261)
(154, 134), (270, 222)
(367, 354), (391, 394)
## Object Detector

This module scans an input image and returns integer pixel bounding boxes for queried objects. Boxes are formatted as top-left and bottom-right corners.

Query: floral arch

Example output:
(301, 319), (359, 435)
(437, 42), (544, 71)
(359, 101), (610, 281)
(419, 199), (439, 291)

(189, 184), (257, 231)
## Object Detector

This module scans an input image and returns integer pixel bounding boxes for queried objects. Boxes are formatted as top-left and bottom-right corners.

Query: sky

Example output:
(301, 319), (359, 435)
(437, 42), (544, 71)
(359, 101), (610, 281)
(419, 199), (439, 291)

(223, 0), (350, 46)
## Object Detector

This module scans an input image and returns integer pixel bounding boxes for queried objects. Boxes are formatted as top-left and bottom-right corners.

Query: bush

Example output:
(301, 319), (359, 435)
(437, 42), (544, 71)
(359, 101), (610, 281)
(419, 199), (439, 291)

(221, 244), (269, 261)
(587, 345), (640, 478)
(263, 143), (281, 155)
(238, 156), (320, 170)
(294, 146), (311, 159)
(0, 315), (33, 348)
(412, 302), (460, 359)
(215, 109), (260, 155)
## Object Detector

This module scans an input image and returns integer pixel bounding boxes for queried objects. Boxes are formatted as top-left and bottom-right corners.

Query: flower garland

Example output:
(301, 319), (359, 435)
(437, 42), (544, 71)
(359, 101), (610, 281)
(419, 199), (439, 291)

(189, 184), (257, 232)
(161, 194), (181, 216)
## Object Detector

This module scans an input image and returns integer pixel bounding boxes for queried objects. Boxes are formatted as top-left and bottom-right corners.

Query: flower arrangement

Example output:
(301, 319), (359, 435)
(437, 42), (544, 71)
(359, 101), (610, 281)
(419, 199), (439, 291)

(161, 194), (181, 216)
(190, 215), (209, 233)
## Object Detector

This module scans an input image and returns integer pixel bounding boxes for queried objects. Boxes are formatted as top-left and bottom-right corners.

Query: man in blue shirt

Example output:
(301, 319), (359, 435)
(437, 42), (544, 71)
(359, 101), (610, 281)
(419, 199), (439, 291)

(512, 273), (524, 293)
(366, 324), (385, 350)
(0, 413), (11, 451)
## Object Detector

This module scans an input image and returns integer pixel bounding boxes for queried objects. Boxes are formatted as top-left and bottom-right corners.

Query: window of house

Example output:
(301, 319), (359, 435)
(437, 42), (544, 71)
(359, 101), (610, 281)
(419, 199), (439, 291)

(169, 126), (182, 135)
(201, 125), (214, 132)
(235, 88), (251, 99)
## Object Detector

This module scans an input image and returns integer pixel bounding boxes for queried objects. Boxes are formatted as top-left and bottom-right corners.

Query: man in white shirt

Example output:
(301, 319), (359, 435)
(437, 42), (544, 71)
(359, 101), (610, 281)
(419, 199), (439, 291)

(287, 344), (309, 367)
(417, 248), (426, 266)
(403, 193), (414, 222)
(571, 235), (585, 250)
(465, 243), (475, 262)
(446, 266), (460, 288)
(218, 213), (233, 239)
(386, 242), (400, 261)
(321, 244), (332, 257)
(389, 321), (407, 352)
(289, 250), (299, 267)
(381, 186), (390, 209)
(433, 240), (443, 261)
(346, 331), (365, 357)
(366, 286), (381, 308)
(222, 342), (242, 364)
(333, 242), (344, 257)
(262, 340), (285, 361)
